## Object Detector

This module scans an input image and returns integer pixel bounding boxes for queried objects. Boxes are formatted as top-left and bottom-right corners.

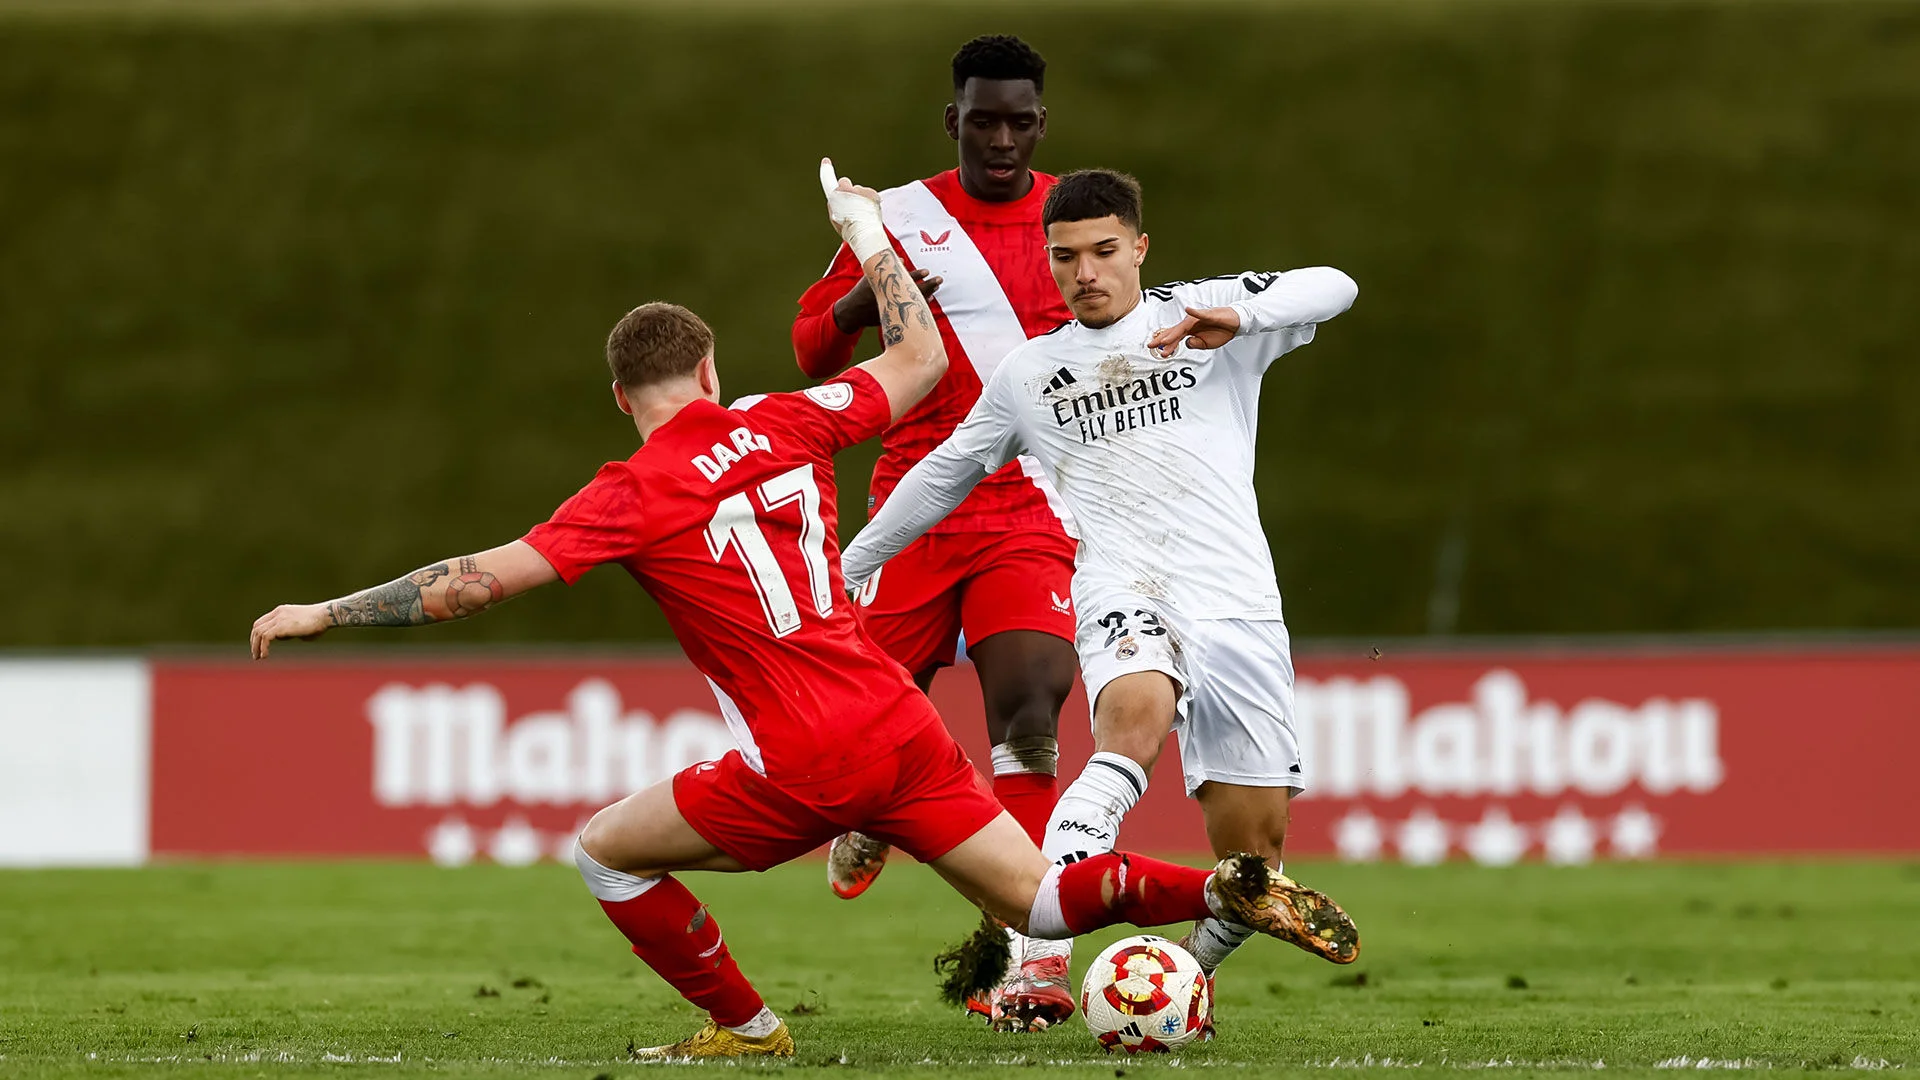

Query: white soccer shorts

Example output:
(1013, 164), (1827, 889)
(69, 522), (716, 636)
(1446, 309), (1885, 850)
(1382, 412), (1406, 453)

(1073, 594), (1306, 797)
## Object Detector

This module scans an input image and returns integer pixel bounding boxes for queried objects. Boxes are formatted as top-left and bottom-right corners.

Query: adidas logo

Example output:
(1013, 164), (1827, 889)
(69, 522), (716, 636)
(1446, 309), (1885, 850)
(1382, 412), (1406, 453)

(1045, 367), (1077, 393)
(1120, 1022), (1143, 1038)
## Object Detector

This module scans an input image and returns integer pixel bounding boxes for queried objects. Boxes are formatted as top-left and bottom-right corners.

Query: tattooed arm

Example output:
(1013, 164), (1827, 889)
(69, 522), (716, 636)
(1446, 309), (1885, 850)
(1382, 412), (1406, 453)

(248, 540), (559, 659)
(818, 158), (947, 422)
(851, 244), (947, 422)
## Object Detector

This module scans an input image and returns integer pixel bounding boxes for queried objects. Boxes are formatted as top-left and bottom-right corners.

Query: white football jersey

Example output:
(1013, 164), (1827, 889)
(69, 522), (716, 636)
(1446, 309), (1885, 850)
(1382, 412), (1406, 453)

(885, 268), (1357, 623)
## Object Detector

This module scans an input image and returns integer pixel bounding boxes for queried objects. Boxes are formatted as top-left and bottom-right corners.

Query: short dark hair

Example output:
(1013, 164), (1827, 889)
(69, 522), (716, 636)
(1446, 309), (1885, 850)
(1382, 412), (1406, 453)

(952, 34), (1046, 93)
(1042, 169), (1144, 233)
(606, 302), (714, 388)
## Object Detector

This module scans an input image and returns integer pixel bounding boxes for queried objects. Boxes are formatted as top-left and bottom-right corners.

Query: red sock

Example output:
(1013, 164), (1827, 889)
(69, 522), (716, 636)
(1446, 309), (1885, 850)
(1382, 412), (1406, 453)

(1056, 852), (1214, 935)
(993, 771), (1060, 847)
(596, 877), (765, 1027)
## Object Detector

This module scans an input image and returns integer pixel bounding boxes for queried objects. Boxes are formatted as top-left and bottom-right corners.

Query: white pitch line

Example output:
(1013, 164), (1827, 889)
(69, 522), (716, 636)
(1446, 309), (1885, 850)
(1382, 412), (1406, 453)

(57, 1050), (1912, 1071)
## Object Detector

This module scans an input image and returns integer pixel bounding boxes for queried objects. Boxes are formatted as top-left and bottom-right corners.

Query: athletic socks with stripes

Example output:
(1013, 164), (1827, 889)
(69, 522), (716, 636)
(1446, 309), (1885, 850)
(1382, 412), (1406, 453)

(1041, 750), (1148, 864)
(1185, 915), (1257, 973)
(1039, 752), (1260, 974)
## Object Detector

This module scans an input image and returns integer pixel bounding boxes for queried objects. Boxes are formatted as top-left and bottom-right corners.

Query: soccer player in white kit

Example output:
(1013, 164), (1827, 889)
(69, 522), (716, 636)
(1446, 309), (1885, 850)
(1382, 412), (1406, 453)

(842, 169), (1362, 1020)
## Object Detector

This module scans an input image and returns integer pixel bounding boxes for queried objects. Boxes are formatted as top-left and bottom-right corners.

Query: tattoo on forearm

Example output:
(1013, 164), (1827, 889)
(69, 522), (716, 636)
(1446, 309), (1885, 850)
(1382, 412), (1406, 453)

(444, 563), (504, 619)
(325, 563), (448, 627)
(870, 251), (935, 348)
(325, 558), (506, 627)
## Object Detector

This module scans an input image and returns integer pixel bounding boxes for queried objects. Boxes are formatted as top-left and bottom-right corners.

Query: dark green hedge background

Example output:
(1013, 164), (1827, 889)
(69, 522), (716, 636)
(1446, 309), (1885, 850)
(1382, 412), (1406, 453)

(3, 1), (1916, 648)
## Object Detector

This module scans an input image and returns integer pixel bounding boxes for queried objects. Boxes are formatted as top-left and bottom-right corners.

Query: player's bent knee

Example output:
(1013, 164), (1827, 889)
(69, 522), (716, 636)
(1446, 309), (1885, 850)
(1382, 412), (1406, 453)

(573, 835), (663, 902)
(577, 807), (629, 871)
(1091, 672), (1179, 768)
(1092, 709), (1171, 773)
(576, 814), (612, 863)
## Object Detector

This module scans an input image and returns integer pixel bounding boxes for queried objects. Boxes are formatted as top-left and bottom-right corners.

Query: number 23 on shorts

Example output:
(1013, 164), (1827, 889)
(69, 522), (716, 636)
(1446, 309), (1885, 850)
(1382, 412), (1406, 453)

(1098, 608), (1168, 648)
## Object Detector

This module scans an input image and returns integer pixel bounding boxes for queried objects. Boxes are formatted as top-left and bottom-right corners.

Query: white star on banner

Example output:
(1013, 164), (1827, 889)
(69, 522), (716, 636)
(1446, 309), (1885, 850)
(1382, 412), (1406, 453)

(1463, 806), (1530, 866)
(1610, 804), (1662, 859)
(1396, 808), (1451, 866)
(488, 816), (545, 867)
(1542, 805), (1597, 865)
(1333, 810), (1385, 862)
(426, 816), (476, 867)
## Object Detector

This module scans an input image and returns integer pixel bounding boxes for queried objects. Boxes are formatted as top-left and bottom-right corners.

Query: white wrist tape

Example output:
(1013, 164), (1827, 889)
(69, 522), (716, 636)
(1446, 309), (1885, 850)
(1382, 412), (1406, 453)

(820, 157), (890, 263)
(835, 202), (889, 264)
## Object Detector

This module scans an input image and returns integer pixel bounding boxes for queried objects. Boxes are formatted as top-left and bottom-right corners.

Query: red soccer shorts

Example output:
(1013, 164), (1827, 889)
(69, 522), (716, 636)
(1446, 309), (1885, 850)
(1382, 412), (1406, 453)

(856, 528), (1078, 676)
(672, 716), (1003, 873)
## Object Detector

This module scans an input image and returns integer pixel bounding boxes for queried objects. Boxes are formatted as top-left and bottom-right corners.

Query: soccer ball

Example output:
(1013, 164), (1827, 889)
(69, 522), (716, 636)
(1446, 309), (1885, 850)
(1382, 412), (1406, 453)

(1080, 935), (1211, 1053)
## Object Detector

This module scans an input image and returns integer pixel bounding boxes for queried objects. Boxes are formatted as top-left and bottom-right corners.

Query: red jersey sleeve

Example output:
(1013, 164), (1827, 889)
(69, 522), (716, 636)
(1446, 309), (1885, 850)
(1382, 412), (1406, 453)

(736, 368), (892, 460)
(792, 242), (868, 379)
(520, 463), (646, 585)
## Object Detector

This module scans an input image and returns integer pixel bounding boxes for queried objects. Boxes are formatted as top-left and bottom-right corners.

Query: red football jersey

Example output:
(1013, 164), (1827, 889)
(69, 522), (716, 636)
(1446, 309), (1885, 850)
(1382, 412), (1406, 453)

(522, 370), (931, 784)
(793, 169), (1074, 535)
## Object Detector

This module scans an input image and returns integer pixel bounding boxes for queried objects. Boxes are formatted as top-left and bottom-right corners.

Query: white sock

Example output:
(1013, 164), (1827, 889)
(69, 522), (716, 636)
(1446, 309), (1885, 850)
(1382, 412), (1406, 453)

(1185, 917), (1255, 973)
(1021, 933), (1072, 964)
(725, 1005), (781, 1039)
(1027, 862), (1071, 939)
(572, 839), (660, 902)
(1041, 752), (1148, 863)
(998, 924), (1026, 970)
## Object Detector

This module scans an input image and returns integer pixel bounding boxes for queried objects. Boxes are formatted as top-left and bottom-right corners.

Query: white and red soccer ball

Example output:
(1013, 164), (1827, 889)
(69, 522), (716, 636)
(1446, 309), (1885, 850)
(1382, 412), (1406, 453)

(1079, 935), (1211, 1053)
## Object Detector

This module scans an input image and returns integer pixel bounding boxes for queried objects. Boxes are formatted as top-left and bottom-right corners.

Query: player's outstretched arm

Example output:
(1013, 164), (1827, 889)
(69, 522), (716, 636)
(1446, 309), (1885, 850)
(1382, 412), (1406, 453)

(818, 158), (948, 421)
(248, 539), (558, 659)
(1148, 267), (1358, 358)
(841, 439), (988, 590)
(840, 366), (1026, 589)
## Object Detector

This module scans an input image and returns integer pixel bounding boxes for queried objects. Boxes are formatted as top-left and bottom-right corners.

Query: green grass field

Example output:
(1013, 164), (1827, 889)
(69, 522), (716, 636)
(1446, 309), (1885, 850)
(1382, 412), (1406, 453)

(1, 860), (1914, 1077)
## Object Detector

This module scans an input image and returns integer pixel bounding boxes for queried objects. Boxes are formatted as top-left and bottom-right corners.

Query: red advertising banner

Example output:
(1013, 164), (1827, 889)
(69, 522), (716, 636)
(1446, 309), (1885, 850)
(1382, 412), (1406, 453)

(149, 645), (1920, 864)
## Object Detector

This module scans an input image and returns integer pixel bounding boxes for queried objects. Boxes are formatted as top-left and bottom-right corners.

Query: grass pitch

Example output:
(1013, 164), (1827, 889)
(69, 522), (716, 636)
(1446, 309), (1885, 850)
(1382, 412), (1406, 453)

(0, 860), (1914, 1077)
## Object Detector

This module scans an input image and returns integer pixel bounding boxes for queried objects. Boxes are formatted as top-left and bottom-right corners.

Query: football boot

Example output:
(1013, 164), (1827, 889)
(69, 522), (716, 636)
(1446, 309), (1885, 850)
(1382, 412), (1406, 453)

(628, 1018), (795, 1060)
(991, 951), (1077, 1032)
(1206, 853), (1360, 965)
(826, 831), (892, 900)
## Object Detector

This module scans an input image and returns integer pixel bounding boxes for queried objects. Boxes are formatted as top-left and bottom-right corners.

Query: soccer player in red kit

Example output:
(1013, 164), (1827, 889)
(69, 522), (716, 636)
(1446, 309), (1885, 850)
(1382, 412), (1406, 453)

(249, 162), (1353, 1059)
(791, 35), (1081, 1030)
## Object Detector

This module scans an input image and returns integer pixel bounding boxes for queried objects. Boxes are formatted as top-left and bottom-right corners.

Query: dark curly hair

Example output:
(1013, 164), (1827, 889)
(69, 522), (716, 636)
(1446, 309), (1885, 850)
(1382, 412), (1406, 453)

(951, 34), (1046, 93)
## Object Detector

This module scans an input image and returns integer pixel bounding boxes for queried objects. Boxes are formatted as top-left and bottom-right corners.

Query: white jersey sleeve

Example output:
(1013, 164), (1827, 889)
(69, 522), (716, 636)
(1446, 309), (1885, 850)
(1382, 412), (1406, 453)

(944, 358), (1030, 472)
(839, 365), (1028, 587)
(1159, 267), (1357, 372)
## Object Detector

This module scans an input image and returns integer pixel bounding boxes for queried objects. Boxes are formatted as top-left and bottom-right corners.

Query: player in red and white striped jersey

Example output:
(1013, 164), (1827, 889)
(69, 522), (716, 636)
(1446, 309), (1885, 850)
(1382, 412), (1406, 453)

(791, 35), (1080, 1033)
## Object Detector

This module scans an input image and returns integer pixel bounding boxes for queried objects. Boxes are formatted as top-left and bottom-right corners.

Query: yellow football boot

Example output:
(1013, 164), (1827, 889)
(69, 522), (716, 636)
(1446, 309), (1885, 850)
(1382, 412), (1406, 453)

(628, 1018), (795, 1060)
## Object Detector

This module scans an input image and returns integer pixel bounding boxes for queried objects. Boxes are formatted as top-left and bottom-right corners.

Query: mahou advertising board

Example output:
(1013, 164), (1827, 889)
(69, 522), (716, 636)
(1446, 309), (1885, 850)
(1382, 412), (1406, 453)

(1, 643), (1915, 866)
